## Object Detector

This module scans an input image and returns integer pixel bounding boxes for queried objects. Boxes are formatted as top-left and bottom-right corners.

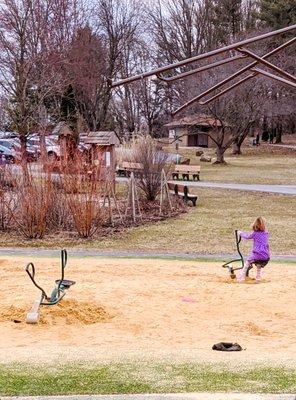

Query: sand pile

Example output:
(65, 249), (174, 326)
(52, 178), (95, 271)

(245, 322), (270, 336)
(218, 276), (270, 284)
(0, 299), (112, 325)
(0, 305), (26, 323)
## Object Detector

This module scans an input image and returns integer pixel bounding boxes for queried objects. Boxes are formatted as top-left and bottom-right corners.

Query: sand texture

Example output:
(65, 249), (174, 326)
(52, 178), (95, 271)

(0, 256), (295, 366)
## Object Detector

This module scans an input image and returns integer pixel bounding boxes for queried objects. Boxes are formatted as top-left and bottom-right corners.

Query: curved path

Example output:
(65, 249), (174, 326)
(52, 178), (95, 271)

(9, 166), (296, 195)
(169, 181), (296, 196)
(116, 177), (296, 195)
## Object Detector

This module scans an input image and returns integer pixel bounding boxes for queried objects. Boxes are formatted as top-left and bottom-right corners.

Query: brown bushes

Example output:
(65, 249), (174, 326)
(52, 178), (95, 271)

(7, 168), (52, 239)
(0, 151), (183, 241)
(132, 135), (172, 201)
(60, 154), (105, 238)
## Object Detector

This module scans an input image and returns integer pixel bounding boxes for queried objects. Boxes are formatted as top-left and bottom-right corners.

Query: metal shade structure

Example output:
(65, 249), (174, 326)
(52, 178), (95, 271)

(111, 24), (296, 116)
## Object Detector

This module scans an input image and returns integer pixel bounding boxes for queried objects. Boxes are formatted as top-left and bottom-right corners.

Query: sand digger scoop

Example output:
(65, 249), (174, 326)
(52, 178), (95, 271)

(25, 249), (75, 324)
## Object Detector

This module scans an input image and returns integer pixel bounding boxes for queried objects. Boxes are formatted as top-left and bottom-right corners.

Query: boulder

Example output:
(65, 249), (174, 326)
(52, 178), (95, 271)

(200, 154), (211, 162)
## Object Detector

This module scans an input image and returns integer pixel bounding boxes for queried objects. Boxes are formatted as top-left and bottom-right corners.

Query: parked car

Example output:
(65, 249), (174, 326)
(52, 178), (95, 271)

(45, 137), (60, 159)
(0, 138), (37, 162)
(26, 134), (60, 159)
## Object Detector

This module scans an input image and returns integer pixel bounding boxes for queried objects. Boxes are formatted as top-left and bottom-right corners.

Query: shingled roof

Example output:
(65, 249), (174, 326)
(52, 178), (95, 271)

(164, 114), (229, 128)
(81, 131), (120, 145)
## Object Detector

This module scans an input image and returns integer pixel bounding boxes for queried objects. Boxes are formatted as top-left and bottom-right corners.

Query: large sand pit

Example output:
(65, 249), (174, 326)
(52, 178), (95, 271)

(0, 255), (295, 366)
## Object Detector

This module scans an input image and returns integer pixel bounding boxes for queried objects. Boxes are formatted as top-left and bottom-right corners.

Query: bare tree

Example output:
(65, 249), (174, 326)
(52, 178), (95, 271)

(201, 83), (262, 163)
(134, 45), (167, 137)
(0, 0), (83, 162)
(109, 30), (142, 137)
(0, 0), (38, 159)
(85, 0), (142, 130)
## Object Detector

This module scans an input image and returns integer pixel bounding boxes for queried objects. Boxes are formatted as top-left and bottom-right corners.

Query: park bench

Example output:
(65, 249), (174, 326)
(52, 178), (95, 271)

(167, 182), (197, 206)
(117, 161), (143, 177)
(172, 164), (201, 181)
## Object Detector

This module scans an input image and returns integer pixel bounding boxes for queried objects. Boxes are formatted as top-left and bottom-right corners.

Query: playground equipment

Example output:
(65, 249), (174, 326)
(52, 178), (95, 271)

(25, 249), (75, 324)
(222, 230), (269, 279)
(111, 24), (296, 115)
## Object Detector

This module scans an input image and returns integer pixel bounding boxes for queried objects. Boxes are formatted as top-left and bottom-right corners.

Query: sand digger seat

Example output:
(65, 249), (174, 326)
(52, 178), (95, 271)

(25, 249), (75, 324)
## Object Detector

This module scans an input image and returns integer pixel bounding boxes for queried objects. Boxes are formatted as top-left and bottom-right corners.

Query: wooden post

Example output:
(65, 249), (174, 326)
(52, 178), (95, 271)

(124, 172), (142, 222)
(159, 169), (173, 215)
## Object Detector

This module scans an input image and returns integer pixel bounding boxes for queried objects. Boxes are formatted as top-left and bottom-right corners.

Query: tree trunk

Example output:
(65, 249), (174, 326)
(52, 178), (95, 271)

(39, 131), (47, 161)
(262, 116), (269, 141)
(19, 134), (29, 179)
(232, 140), (242, 155)
(214, 147), (227, 164)
(275, 121), (283, 144)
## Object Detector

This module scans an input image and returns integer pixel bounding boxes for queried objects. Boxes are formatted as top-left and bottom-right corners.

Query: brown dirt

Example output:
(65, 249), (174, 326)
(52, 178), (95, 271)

(0, 256), (295, 366)
(0, 299), (111, 325)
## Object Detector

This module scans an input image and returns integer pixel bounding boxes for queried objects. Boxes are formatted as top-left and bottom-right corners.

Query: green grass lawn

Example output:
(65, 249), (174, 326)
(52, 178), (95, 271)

(0, 362), (295, 396)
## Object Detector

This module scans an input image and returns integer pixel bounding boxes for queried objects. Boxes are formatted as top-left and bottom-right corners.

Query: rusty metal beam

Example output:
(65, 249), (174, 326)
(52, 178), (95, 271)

(173, 36), (296, 115)
(199, 65), (296, 107)
(238, 47), (296, 83)
(199, 73), (257, 105)
(111, 24), (296, 87)
(252, 67), (296, 88)
(156, 54), (248, 82)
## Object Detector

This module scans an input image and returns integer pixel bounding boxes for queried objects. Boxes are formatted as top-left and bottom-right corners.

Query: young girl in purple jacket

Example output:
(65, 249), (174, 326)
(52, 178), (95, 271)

(237, 217), (270, 282)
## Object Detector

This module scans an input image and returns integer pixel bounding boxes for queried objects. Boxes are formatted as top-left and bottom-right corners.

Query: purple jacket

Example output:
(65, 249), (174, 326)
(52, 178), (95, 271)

(240, 230), (270, 261)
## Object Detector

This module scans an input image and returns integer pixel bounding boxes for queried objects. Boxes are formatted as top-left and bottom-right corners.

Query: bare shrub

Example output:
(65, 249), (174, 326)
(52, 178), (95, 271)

(47, 182), (73, 232)
(6, 166), (52, 239)
(0, 192), (14, 233)
(0, 167), (15, 230)
(60, 153), (105, 238)
(132, 135), (171, 201)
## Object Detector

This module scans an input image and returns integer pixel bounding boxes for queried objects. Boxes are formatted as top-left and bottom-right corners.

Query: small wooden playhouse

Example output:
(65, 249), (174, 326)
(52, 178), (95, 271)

(81, 131), (119, 182)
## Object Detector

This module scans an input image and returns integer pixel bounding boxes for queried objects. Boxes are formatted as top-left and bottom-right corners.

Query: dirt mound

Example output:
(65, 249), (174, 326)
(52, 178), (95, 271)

(218, 276), (270, 284)
(245, 322), (270, 336)
(0, 299), (112, 325)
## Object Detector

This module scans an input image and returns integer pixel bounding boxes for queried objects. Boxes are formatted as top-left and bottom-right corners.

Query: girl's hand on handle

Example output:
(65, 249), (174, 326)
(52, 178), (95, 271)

(237, 230), (242, 236)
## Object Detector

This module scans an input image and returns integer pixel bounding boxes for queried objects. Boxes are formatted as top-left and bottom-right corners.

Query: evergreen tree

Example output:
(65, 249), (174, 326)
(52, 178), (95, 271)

(212, 0), (243, 44)
(60, 84), (79, 147)
(60, 85), (78, 134)
(259, 0), (296, 29)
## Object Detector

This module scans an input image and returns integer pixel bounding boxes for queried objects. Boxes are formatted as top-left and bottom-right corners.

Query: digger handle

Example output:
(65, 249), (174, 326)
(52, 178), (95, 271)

(235, 229), (242, 244)
(25, 262), (36, 280)
(25, 262), (48, 301)
(57, 249), (68, 292)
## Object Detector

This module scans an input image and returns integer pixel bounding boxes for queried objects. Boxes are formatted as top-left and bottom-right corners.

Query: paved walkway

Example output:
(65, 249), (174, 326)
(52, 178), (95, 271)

(117, 176), (296, 196)
(3, 394), (295, 400)
(8, 166), (296, 196)
(0, 247), (295, 262)
(170, 181), (296, 196)
(275, 144), (296, 151)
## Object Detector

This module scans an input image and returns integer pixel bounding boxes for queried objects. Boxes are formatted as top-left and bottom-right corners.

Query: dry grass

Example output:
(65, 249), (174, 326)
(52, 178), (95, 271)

(1, 188), (294, 255)
(0, 149), (294, 254)
(93, 188), (295, 255)
(166, 143), (296, 185)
